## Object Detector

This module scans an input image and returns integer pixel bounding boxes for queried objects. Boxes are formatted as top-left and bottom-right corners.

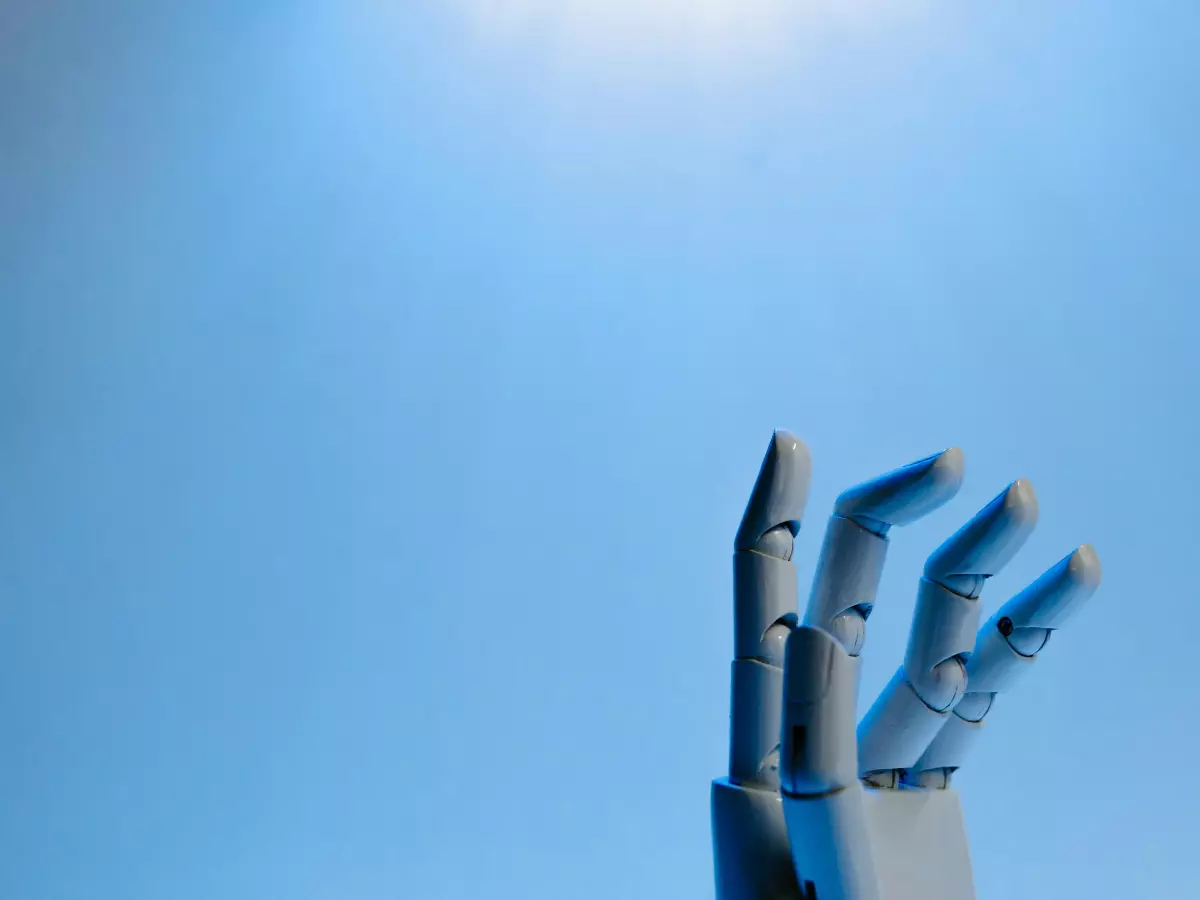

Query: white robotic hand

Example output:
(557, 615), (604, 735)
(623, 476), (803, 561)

(711, 432), (1101, 900)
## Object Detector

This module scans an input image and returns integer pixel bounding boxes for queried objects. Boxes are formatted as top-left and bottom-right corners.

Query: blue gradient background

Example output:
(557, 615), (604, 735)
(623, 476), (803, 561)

(3, 2), (1197, 898)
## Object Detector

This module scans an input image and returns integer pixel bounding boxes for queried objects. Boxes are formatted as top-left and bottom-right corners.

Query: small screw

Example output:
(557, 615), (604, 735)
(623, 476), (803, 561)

(997, 617), (1014, 637)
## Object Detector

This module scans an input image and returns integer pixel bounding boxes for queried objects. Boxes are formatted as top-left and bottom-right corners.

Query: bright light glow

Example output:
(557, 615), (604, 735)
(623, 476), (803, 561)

(456, 0), (933, 65)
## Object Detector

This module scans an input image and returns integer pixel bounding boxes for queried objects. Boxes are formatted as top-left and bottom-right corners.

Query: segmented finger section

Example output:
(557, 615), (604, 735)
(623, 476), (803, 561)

(728, 432), (811, 788)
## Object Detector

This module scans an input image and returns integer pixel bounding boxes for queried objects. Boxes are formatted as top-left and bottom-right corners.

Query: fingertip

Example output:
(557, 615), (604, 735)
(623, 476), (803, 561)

(999, 543), (1102, 629)
(1068, 543), (1102, 588)
(930, 446), (966, 495)
(735, 430), (812, 550)
(1003, 478), (1040, 527)
(924, 478), (1040, 587)
(832, 446), (965, 529)
(772, 428), (804, 454)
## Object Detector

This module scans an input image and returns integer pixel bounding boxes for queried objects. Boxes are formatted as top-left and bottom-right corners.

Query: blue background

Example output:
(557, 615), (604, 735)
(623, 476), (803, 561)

(3, 2), (1197, 897)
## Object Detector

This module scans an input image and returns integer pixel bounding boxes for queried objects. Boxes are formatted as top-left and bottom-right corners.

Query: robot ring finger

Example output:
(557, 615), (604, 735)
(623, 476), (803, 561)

(711, 431), (1101, 900)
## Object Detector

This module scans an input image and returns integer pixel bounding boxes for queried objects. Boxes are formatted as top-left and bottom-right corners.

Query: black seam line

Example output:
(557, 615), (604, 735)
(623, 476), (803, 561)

(758, 613), (799, 646)
(953, 695), (994, 724)
(929, 575), (982, 599)
(728, 779), (782, 795)
(735, 656), (783, 671)
(1005, 628), (1049, 659)
(781, 785), (849, 801)
(905, 675), (956, 714)
(736, 547), (793, 562)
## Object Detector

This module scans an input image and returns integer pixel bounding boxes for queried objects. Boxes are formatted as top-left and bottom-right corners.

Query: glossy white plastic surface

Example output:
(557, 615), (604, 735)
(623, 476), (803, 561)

(711, 431), (1100, 899)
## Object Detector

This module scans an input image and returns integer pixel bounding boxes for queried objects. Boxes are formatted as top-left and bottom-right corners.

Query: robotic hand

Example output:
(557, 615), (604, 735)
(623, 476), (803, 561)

(711, 432), (1101, 900)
